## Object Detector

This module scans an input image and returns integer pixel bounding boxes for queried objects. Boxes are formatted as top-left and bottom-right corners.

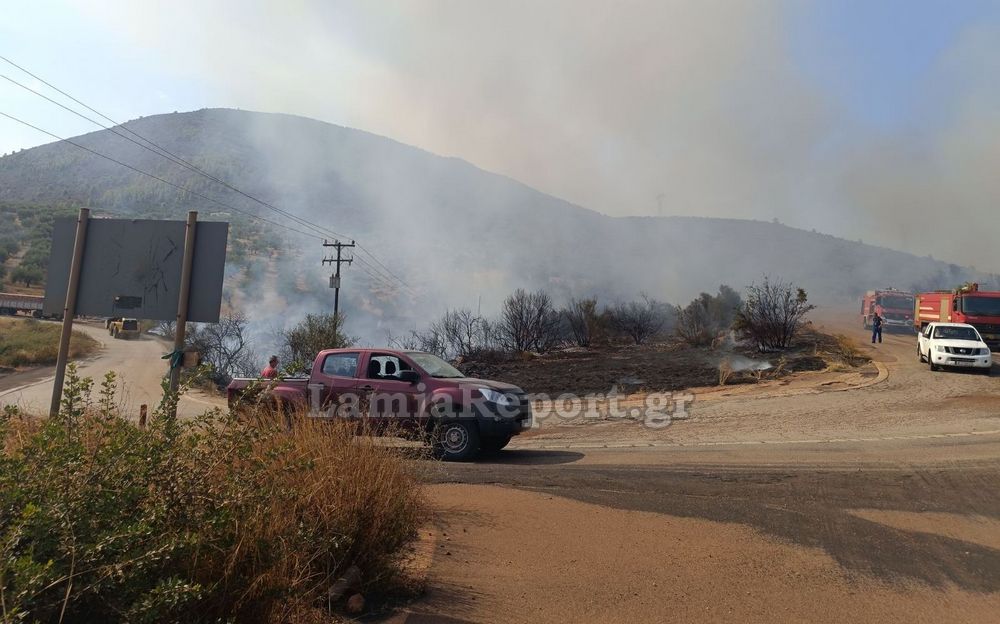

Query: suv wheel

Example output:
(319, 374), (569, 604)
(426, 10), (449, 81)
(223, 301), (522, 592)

(432, 421), (480, 461)
(480, 435), (512, 453)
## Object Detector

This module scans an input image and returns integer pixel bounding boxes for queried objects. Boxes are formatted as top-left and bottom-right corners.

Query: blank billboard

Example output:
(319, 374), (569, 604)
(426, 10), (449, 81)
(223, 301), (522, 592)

(44, 218), (228, 323)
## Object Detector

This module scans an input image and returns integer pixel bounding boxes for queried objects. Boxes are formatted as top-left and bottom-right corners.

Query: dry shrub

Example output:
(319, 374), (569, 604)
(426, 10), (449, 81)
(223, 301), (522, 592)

(718, 360), (734, 385)
(233, 410), (426, 620)
(803, 328), (870, 368)
(829, 333), (868, 366)
(0, 365), (424, 623)
(733, 277), (815, 351)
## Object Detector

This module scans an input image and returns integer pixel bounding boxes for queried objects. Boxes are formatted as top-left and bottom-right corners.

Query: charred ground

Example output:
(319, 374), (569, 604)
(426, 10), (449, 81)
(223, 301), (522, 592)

(456, 325), (858, 396)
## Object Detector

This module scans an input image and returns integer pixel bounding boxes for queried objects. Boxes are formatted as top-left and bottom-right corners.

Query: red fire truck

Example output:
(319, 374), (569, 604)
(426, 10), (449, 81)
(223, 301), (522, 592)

(915, 283), (1000, 351)
(862, 288), (915, 332)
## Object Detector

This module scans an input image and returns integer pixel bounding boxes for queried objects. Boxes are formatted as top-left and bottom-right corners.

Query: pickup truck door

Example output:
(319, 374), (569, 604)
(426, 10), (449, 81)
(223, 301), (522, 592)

(309, 351), (362, 417)
(919, 324), (932, 354)
(355, 352), (423, 433)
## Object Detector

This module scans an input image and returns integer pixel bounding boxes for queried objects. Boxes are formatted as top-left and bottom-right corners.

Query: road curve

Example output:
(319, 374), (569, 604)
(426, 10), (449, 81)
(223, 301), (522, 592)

(0, 319), (223, 418)
(398, 317), (1000, 624)
(510, 316), (1000, 464)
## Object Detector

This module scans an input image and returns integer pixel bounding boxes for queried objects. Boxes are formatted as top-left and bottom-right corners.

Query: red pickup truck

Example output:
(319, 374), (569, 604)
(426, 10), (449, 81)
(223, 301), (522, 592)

(227, 348), (532, 460)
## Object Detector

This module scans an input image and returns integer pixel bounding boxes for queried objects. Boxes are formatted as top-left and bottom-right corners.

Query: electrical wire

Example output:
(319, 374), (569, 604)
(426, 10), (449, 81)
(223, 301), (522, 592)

(0, 55), (416, 295)
(0, 110), (324, 241)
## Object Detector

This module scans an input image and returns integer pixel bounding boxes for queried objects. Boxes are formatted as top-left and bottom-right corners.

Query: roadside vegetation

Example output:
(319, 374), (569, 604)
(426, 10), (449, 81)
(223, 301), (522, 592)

(0, 202), (80, 292)
(0, 318), (98, 369)
(0, 366), (424, 622)
(386, 277), (867, 395)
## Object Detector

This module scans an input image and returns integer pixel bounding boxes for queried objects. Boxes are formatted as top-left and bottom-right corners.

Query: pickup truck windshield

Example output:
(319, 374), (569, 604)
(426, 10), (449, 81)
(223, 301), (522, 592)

(962, 296), (1000, 316)
(933, 326), (981, 341)
(408, 352), (465, 378)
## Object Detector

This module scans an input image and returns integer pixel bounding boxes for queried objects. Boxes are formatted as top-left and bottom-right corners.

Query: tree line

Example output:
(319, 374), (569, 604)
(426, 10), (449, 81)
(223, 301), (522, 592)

(388, 277), (814, 361)
(175, 276), (814, 387)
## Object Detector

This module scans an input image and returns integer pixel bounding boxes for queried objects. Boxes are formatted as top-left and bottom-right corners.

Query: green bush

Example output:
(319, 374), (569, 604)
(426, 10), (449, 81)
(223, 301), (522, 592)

(0, 366), (423, 622)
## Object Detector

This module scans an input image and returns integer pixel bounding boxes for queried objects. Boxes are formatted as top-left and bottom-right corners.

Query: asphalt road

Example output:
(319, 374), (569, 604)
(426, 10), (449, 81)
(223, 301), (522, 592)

(0, 319), (221, 417)
(395, 321), (1000, 623)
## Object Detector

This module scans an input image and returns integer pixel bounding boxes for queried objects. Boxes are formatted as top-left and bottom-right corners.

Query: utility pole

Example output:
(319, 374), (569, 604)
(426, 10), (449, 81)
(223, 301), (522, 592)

(322, 239), (355, 317)
(166, 210), (198, 418)
(50, 207), (89, 417)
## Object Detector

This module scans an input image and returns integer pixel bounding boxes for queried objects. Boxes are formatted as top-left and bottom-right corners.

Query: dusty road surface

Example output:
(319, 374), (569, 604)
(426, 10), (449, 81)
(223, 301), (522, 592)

(0, 319), (223, 417)
(391, 317), (1000, 623)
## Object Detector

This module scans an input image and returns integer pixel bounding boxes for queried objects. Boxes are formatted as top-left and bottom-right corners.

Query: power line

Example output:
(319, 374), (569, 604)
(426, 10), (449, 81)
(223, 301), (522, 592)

(0, 55), (416, 295)
(355, 243), (412, 291)
(0, 71), (352, 242)
(0, 111), (324, 241)
(0, 117), (404, 297)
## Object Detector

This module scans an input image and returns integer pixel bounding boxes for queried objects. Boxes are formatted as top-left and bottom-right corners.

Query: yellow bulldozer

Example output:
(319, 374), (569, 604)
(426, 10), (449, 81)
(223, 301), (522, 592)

(106, 317), (141, 340)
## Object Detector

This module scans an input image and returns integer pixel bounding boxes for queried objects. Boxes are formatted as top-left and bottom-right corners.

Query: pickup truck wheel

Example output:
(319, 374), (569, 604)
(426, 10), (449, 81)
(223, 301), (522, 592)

(432, 421), (479, 461)
(918, 344), (926, 362)
(480, 435), (512, 453)
(928, 350), (938, 371)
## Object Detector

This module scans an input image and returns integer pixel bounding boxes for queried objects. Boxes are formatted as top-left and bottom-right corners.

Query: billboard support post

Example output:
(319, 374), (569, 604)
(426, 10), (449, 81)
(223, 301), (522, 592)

(166, 211), (198, 415)
(49, 208), (90, 417)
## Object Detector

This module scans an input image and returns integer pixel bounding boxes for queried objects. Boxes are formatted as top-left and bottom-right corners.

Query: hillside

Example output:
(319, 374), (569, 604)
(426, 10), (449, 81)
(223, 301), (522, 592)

(0, 108), (995, 329)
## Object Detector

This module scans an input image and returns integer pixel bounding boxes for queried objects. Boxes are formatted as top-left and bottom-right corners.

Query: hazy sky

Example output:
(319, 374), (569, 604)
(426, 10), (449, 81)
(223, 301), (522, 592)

(2, 1), (999, 268)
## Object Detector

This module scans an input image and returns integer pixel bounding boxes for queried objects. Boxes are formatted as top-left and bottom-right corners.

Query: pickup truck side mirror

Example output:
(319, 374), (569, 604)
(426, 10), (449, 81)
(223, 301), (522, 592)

(398, 370), (420, 384)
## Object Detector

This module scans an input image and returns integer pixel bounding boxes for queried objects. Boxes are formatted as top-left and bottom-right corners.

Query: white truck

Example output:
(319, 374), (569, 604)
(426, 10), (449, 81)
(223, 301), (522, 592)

(917, 322), (993, 374)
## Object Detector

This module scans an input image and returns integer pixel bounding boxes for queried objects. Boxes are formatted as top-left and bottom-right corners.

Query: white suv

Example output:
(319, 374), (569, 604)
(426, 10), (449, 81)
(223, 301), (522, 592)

(918, 322), (993, 373)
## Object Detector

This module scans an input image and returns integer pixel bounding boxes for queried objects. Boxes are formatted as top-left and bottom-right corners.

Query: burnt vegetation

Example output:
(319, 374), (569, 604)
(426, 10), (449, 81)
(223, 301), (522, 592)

(389, 277), (858, 395)
(734, 277), (816, 351)
(674, 285), (743, 347)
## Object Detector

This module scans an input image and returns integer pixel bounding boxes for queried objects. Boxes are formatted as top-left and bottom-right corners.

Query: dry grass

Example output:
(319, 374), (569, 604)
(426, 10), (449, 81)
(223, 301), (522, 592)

(0, 317), (98, 368)
(810, 330), (870, 367)
(718, 360), (734, 385)
(229, 409), (428, 621)
(0, 369), (425, 623)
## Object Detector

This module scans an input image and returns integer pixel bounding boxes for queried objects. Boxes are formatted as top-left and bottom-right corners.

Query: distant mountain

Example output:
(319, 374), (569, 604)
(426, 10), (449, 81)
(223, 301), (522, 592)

(1, 108), (995, 330)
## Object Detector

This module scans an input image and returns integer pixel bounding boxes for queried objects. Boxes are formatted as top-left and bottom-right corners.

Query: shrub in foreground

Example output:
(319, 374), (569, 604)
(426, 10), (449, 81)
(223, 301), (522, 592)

(0, 366), (423, 623)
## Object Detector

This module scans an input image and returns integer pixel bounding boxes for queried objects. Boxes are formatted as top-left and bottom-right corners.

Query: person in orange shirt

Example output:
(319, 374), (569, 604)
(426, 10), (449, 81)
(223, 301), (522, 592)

(261, 355), (279, 379)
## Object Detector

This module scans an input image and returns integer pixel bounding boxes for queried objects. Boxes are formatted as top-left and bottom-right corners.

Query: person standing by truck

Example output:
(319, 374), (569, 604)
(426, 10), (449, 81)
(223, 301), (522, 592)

(872, 313), (884, 344)
(262, 355), (279, 379)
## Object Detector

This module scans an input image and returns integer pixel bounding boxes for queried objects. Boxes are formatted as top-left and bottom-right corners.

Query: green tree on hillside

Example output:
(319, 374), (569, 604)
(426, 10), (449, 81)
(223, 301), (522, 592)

(11, 266), (43, 288)
(281, 313), (357, 368)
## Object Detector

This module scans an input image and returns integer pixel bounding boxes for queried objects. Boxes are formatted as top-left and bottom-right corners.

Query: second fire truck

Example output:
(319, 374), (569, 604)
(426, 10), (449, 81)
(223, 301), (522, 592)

(915, 283), (1000, 351)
